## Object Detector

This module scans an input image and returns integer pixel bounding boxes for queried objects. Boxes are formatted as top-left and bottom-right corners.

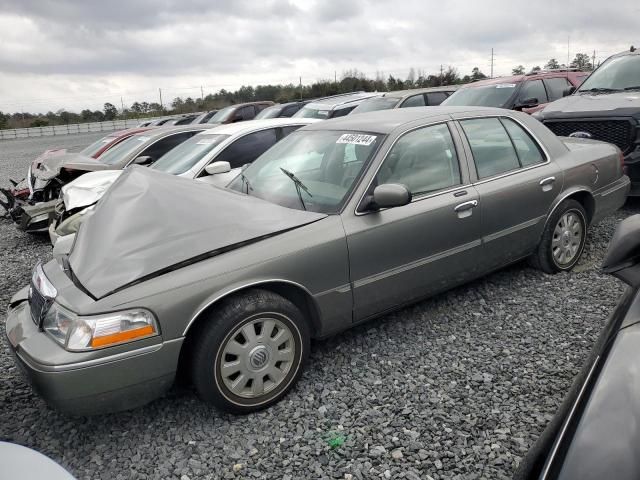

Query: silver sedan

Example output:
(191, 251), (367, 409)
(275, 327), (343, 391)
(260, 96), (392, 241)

(6, 106), (629, 415)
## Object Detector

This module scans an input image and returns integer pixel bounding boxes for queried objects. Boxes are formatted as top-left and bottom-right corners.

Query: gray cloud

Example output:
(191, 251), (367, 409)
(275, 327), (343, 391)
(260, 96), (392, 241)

(0, 0), (637, 112)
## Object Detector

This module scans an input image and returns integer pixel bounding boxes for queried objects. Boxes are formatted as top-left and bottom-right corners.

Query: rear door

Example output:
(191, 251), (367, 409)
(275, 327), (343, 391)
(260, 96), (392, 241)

(342, 122), (482, 320)
(455, 115), (561, 270)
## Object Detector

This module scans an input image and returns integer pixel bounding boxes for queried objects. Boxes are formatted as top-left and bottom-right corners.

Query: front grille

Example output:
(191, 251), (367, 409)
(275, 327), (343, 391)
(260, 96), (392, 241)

(544, 119), (636, 153)
(29, 281), (47, 326)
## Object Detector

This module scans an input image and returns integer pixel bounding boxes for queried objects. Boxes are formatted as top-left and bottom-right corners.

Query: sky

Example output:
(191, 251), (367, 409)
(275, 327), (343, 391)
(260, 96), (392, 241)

(0, 0), (637, 114)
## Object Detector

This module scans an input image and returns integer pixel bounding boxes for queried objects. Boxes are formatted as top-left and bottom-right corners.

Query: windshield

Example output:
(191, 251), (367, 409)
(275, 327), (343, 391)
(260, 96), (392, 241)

(98, 134), (150, 165)
(351, 97), (399, 114)
(207, 106), (235, 123)
(442, 83), (518, 108)
(150, 134), (229, 174)
(292, 106), (331, 119)
(579, 54), (640, 91)
(80, 135), (118, 158)
(227, 130), (382, 213)
(255, 105), (282, 119)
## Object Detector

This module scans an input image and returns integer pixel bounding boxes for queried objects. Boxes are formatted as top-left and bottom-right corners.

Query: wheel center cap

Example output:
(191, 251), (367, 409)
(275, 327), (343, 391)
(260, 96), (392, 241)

(562, 230), (571, 247)
(248, 345), (270, 370)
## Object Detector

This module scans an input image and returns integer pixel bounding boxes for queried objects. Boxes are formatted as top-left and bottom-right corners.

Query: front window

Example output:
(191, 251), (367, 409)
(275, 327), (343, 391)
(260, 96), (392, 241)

(227, 130), (383, 213)
(80, 135), (117, 158)
(207, 106), (235, 123)
(351, 97), (399, 114)
(150, 134), (229, 175)
(98, 134), (150, 165)
(578, 54), (640, 92)
(442, 83), (518, 108)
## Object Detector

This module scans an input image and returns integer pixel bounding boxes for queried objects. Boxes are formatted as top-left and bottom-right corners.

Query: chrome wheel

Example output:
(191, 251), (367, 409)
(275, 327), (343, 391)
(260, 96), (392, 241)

(217, 316), (296, 399)
(551, 211), (584, 266)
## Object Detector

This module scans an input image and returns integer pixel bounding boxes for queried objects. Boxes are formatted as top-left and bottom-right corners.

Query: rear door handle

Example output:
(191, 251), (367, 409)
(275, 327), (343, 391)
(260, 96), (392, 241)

(454, 200), (478, 212)
(454, 200), (478, 218)
(539, 176), (556, 190)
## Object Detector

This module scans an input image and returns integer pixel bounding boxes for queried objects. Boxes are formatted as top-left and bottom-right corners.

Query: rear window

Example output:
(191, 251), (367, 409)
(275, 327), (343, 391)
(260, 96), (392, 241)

(443, 83), (518, 108)
(80, 135), (118, 158)
(351, 97), (399, 114)
(293, 106), (331, 119)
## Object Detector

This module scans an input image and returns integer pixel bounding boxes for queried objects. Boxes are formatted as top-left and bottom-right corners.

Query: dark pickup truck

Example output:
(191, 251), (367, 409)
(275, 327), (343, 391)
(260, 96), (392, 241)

(534, 48), (640, 195)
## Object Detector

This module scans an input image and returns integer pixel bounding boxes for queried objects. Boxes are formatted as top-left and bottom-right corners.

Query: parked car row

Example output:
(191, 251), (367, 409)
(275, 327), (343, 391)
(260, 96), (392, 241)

(2, 47), (640, 480)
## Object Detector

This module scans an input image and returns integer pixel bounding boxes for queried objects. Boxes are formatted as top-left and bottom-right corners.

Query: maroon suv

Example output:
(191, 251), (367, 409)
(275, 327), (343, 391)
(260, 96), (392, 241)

(442, 70), (589, 113)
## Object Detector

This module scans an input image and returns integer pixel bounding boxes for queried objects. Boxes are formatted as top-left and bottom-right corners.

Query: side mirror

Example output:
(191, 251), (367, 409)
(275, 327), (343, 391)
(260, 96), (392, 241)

(366, 184), (412, 210)
(133, 155), (153, 165)
(205, 161), (231, 175)
(563, 86), (576, 97)
(516, 97), (539, 109)
(602, 215), (640, 286)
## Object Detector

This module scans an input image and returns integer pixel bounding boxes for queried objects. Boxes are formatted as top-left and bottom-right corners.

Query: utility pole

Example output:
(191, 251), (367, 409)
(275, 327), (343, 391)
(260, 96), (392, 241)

(490, 49), (495, 78)
(200, 86), (204, 101)
(592, 50), (596, 70)
(567, 36), (570, 70)
(334, 71), (337, 84)
(159, 88), (164, 112)
(120, 96), (125, 119)
(440, 64), (443, 85)
(299, 77), (302, 100)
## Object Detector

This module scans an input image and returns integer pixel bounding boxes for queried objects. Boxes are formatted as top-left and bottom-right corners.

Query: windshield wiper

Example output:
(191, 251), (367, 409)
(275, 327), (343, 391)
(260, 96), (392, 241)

(623, 86), (640, 91)
(280, 167), (312, 210)
(240, 173), (253, 194)
(578, 87), (621, 94)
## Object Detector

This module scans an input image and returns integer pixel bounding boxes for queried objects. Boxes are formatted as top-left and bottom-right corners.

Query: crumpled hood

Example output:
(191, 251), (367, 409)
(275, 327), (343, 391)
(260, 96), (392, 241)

(62, 170), (123, 210)
(33, 153), (113, 181)
(69, 167), (327, 298)
(539, 91), (640, 118)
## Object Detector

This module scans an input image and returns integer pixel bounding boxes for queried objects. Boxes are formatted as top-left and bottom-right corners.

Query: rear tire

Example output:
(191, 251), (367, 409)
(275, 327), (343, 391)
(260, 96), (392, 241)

(191, 289), (310, 414)
(532, 199), (587, 274)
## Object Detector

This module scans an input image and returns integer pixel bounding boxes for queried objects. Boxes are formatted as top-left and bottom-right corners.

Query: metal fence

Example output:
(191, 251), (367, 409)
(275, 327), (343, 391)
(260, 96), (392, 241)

(0, 118), (151, 140)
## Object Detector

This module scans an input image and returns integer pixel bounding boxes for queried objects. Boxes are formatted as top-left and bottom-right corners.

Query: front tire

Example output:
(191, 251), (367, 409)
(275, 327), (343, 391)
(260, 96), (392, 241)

(191, 289), (310, 414)
(532, 199), (587, 274)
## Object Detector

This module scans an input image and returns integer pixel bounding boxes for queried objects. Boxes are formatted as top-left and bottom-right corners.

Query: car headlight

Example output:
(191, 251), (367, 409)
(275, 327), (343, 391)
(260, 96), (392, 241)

(55, 206), (95, 237)
(42, 304), (159, 351)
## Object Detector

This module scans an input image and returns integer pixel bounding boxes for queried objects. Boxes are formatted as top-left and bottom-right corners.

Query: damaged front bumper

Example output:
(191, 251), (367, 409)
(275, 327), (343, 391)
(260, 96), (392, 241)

(5, 286), (181, 415)
(16, 199), (58, 233)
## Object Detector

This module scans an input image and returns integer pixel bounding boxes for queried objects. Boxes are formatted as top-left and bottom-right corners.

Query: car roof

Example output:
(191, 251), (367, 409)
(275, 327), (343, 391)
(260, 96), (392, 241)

(221, 101), (275, 109)
(303, 92), (382, 110)
(109, 127), (155, 138)
(609, 48), (640, 59)
(379, 85), (460, 99)
(195, 117), (319, 136)
(302, 106), (508, 134)
(130, 124), (213, 140)
(462, 70), (590, 89)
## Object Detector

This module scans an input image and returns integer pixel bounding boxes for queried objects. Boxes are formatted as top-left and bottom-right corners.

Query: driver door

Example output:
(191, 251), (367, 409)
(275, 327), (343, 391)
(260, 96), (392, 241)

(341, 122), (482, 321)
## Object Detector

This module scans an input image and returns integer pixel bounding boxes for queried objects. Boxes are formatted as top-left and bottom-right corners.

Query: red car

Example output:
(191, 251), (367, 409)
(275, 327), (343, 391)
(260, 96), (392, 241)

(442, 70), (589, 114)
(2, 127), (153, 204)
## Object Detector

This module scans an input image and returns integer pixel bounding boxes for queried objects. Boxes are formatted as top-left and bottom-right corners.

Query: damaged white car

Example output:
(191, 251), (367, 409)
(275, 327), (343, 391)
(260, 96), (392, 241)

(49, 118), (319, 246)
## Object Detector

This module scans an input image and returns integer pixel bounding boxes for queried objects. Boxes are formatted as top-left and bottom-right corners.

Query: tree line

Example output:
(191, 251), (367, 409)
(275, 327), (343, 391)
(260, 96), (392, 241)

(0, 54), (596, 130)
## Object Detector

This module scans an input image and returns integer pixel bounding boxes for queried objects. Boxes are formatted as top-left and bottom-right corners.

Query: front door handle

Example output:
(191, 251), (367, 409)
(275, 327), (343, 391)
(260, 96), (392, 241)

(539, 176), (556, 192)
(454, 200), (478, 218)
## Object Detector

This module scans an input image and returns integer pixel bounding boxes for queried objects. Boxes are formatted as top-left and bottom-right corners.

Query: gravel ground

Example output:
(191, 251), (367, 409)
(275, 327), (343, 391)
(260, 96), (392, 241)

(0, 134), (636, 480)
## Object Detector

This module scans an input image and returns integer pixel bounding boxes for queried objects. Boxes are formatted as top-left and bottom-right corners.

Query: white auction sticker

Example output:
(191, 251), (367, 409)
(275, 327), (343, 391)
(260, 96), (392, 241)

(336, 133), (377, 146)
(197, 137), (221, 145)
(495, 83), (516, 88)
